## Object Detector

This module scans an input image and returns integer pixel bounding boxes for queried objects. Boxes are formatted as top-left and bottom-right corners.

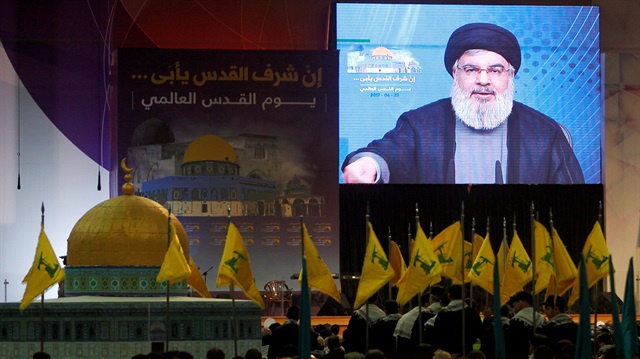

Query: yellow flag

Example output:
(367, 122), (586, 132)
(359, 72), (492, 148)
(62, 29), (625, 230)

(396, 223), (442, 306)
(546, 230), (578, 297)
(568, 221), (611, 306)
(389, 240), (406, 287)
(20, 228), (66, 311)
(468, 234), (495, 294)
(533, 221), (555, 294)
(431, 221), (464, 283)
(501, 230), (533, 305)
(582, 221), (610, 287)
(302, 224), (341, 303)
(496, 238), (509, 283)
(217, 222), (264, 309)
(187, 256), (211, 298)
(463, 240), (473, 282)
(472, 233), (483, 262)
(156, 223), (192, 284)
(354, 221), (395, 309)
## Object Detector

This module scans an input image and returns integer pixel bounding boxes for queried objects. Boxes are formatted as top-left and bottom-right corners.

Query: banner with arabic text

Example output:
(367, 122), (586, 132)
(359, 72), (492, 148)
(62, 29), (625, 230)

(117, 49), (339, 294)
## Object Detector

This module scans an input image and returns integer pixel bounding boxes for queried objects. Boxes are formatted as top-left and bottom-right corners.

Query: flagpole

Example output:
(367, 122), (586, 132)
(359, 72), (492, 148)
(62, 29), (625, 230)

(301, 215), (305, 270)
(40, 202), (45, 353)
(300, 215), (312, 359)
(593, 201), (604, 351)
(548, 209), (559, 301)
(228, 205), (238, 358)
(502, 218), (508, 302)
(407, 222), (412, 309)
(530, 202), (537, 337)
(470, 218), (475, 309)
(460, 202), (466, 357)
(365, 201), (370, 353)
(415, 203), (424, 345)
(530, 202), (536, 307)
(165, 207), (171, 352)
(388, 227), (393, 300)
(485, 217), (490, 312)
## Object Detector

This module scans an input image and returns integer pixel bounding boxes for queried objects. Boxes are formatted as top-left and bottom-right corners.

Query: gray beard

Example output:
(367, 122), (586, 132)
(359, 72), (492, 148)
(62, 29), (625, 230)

(450, 80), (514, 130)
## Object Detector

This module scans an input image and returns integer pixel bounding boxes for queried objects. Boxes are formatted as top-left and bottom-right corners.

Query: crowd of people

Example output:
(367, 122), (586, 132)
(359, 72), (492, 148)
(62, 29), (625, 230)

(258, 284), (638, 359)
(31, 285), (639, 359)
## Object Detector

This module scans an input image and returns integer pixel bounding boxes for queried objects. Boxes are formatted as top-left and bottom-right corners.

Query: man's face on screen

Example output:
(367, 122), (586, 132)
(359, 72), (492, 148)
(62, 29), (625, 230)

(450, 50), (515, 130)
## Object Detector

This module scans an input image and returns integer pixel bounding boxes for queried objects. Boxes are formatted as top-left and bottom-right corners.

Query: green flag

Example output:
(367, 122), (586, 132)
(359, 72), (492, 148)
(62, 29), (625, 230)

(608, 256), (624, 359)
(575, 255), (591, 359)
(622, 258), (639, 358)
(299, 256), (311, 359)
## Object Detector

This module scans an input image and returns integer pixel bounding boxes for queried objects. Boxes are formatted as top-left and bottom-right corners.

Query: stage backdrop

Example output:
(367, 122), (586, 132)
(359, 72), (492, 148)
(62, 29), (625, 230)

(117, 49), (339, 294)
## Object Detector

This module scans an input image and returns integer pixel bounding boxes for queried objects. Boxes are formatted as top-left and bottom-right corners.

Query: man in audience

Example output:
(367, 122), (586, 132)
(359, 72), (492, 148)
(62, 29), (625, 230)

(432, 285), (483, 356)
(343, 295), (385, 353)
(505, 291), (547, 359)
(540, 296), (578, 347)
(394, 286), (445, 358)
(370, 299), (402, 358)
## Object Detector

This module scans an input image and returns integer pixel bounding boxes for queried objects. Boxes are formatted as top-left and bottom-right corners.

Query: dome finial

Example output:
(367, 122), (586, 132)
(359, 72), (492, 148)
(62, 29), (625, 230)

(121, 158), (134, 195)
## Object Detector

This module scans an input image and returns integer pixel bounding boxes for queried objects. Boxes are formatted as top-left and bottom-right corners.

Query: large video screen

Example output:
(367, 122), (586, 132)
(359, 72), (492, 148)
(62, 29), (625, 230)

(336, 4), (601, 184)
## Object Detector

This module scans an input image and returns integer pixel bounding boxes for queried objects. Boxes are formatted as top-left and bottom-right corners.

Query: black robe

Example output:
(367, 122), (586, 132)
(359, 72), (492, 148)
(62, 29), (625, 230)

(342, 98), (585, 184)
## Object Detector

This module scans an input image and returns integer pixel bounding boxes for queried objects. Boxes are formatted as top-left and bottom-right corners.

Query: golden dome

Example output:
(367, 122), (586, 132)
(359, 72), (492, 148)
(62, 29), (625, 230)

(183, 134), (236, 164)
(66, 195), (190, 266)
(372, 47), (391, 57)
(67, 159), (189, 267)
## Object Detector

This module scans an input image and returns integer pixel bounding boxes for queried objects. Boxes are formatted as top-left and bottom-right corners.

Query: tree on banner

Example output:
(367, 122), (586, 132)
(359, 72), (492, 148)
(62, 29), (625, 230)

(568, 221), (610, 306)
(396, 223), (442, 306)
(501, 230), (532, 305)
(468, 234), (495, 294)
(20, 228), (66, 311)
(301, 223), (341, 303)
(354, 221), (395, 309)
(389, 240), (406, 287)
(431, 221), (463, 284)
(216, 222), (264, 309)
(156, 222), (191, 285)
(533, 220), (555, 294)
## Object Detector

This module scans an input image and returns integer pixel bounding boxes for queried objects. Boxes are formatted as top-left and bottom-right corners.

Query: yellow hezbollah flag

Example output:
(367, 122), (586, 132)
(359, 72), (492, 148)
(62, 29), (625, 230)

(301, 223), (341, 303)
(501, 230), (533, 305)
(156, 223), (191, 284)
(472, 233), (483, 262)
(20, 228), (66, 311)
(496, 238), (509, 284)
(389, 240), (406, 287)
(396, 223), (442, 306)
(468, 234), (495, 294)
(431, 221), (464, 284)
(217, 222), (264, 309)
(187, 256), (212, 298)
(354, 221), (395, 309)
(463, 240), (473, 282)
(546, 230), (578, 297)
(568, 222), (611, 306)
(533, 220), (555, 294)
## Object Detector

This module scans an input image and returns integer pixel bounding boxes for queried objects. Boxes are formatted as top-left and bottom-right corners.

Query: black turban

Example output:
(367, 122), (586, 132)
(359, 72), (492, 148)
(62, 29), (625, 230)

(444, 23), (521, 76)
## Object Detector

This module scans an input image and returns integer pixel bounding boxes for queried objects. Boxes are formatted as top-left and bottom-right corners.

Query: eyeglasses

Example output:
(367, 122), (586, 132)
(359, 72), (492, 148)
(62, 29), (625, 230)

(456, 65), (511, 79)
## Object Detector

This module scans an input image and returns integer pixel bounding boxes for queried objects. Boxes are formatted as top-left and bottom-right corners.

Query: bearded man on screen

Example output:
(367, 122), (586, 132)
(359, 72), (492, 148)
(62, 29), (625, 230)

(341, 23), (584, 184)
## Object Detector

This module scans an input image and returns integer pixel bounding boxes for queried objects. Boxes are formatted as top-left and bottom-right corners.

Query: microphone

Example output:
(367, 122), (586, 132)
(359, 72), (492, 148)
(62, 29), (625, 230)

(495, 160), (503, 184)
